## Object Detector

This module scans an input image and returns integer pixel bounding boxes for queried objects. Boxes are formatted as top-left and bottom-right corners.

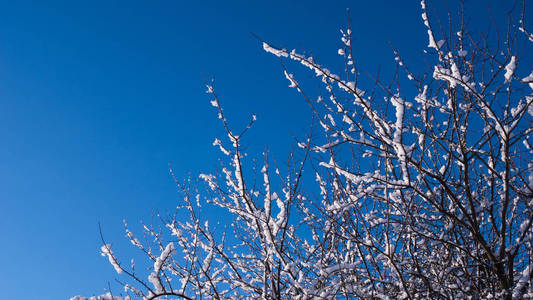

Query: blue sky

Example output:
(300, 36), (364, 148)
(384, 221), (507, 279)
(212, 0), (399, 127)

(0, 0), (514, 299)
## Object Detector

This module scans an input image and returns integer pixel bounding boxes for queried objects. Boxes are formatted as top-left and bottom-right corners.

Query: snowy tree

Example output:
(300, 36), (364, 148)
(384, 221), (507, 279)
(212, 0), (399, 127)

(73, 1), (533, 299)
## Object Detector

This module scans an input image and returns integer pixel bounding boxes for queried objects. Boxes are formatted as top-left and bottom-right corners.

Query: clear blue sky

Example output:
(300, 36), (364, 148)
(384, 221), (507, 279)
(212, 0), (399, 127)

(0, 0), (513, 299)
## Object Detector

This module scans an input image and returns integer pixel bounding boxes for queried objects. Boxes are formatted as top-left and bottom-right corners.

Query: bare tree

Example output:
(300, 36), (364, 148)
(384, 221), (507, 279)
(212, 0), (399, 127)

(73, 1), (533, 299)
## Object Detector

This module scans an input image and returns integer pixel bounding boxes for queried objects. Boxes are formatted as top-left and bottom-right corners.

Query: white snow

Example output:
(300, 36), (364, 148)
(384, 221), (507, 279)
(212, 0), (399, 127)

(284, 70), (298, 88)
(458, 50), (468, 57)
(421, 0), (444, 50)
(522, 71), (533, 90)
(70, 293), (131, 300)
(100, 244), (122, 274)
(504, 56), (516, 83)
(513, 265), (532, 298)
(149, 243), (176, 293)
(263, 42), (288, 57)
